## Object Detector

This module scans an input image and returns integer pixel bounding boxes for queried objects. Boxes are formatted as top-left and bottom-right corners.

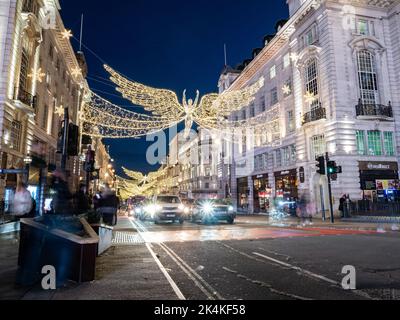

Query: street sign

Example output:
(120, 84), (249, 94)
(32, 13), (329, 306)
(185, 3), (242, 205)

(0, 169), (28, 175)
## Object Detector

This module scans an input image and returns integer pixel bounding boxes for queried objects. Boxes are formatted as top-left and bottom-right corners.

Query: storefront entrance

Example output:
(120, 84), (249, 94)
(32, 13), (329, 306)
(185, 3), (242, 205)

(275, 169), (298, 201)
(253, 174), (271, 213)
(237, 177), (249, 211)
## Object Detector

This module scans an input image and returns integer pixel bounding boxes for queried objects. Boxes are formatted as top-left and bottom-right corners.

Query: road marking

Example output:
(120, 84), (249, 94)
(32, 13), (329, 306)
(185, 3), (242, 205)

(222, 267), (313, 300)
(253, 252), (338, 285)
(129, 219), (186, 300)
(135, 219), (224, 300)
(159, 243), (220, 300)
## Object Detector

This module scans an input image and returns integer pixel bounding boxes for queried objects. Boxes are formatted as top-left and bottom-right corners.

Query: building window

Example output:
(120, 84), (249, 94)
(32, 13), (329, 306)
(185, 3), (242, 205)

(260, 96), (266, 112)
(282, 147), (291, 166)
(283, 53), (290, 69)
(302, 24), (318, 47)
(304, 58), (320, 110)
(367, 130), (382, 156)
(311, 134), (326, 159)
(270, 87), (278, 106)
(357, 50), (379, 105)
(290, 145), (297, 163)
(356, 19), (375, 36)
(250, 104), (255, 118)
(10, 120), (22, 151)
(356, 130), (366, 155)
(275, 149), (282, 167)
(42, 105), (48, 130)
(287, 110), (295, 133)
(270, 65), (276, 79)
(383, 132), (395, 156)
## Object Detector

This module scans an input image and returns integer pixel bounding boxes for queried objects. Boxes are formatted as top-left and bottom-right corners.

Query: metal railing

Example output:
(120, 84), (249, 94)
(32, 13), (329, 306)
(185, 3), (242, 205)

(356, 101), (393, 118)
(351, 200), (400, 217)
(302, 107), (326, 125)
(14, 87), (37, 109)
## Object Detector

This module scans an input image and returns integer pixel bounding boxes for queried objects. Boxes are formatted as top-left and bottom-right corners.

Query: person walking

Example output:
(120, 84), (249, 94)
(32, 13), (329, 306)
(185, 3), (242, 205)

(11, 182), (33, 219)
(339, 194), (346, 218)
(74, 184), (90, 215)
(98, 184), (119, 226)
(50, 170), (73, 215)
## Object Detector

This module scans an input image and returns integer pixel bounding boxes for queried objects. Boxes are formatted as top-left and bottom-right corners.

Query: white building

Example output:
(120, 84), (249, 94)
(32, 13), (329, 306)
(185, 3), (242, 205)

(219, 0), (400, 215)
(0, 0), (87, 211)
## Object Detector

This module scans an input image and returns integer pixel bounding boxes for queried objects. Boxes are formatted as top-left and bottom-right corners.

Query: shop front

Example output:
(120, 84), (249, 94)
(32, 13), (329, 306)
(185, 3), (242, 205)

(274, 169), (298, 201)
(237, 177), (249, 211)
(253, 174), (272, 213)
(359, 161), (399, 203)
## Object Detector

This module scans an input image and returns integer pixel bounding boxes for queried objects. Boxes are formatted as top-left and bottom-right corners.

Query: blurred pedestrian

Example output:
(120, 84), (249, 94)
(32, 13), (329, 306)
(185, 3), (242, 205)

(50, 170), (73, 215)
(339, 194), (346, 218)
(11, 181), (33, 218)
(297, 195), (308, 225)
(98, 184), (119, 226)
(74, 184), (90, 215)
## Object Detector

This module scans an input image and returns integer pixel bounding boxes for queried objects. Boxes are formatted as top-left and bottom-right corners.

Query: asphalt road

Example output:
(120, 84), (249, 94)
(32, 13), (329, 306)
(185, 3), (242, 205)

(128, 217), (400, 300)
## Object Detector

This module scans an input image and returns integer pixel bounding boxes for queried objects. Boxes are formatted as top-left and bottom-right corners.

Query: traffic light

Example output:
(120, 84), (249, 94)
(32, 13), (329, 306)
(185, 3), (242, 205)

(327, 161), (342, 175)
(316, 156), (326, 175)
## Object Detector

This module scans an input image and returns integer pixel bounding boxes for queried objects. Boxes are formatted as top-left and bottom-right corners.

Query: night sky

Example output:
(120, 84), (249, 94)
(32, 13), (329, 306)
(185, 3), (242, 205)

(60, 0), (288, 175)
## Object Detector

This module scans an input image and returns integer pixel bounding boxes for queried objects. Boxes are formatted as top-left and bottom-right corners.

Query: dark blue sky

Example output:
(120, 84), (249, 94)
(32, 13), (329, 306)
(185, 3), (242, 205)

(60, 0), (288, 174)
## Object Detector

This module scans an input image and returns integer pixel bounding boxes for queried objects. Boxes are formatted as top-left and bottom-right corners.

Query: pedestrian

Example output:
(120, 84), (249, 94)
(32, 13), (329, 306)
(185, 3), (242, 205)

(98, 184), (119, 226)
(11, 181), (33, 219)
(50, 170), (73, 215)
(74, 184), (90, 215)
(339, 194), (346, 218)
(297, 195), (308, 225)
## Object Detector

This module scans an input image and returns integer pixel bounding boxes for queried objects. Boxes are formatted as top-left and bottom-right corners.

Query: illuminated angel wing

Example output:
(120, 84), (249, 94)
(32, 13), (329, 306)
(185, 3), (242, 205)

(104, 64), (185, 118)
(122, 167), (145, 182)
(196, 77), (265, 118)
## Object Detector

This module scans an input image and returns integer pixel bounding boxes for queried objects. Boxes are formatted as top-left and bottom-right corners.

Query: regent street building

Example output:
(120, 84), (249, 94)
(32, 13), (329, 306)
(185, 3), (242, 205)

(218, 0), (400, 215)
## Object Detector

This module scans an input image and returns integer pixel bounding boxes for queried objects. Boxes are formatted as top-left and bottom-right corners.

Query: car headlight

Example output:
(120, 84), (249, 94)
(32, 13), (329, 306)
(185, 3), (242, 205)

(228, 206), (234, 212)
(179, 204), (185, 211)
(184, 207), (190, 214)
(135, 208), (142, 214)
(202, 202), (214, 215)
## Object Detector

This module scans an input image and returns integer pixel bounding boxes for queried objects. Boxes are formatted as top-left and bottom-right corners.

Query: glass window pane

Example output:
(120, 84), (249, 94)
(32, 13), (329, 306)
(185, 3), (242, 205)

(384, 132), (395, 156)
(356, 130), (366, 155)
(367, 131), (382, 156)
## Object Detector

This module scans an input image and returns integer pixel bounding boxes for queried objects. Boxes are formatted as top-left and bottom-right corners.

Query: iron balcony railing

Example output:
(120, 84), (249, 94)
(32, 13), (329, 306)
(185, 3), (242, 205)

(356, 100), (393, 118)
(14, 87), (37, 109)
(302, 107), (326, 125)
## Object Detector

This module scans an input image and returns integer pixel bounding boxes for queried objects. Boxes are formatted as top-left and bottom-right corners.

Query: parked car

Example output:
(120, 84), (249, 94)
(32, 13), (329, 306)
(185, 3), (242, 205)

(191, 199), (236, 224)
(145, 195), (189, 224)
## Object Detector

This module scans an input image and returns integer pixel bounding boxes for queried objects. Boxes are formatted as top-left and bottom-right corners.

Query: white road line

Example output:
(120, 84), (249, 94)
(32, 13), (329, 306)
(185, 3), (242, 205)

(129, 219), (186, 300)
(158, 243), (217, 300)
(253, 252), (338, 285)
(134, 219), (224, 300)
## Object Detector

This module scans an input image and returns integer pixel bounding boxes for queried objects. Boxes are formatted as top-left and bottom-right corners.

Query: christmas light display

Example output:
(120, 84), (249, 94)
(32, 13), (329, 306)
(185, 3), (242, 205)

(28, 67), (46, 83)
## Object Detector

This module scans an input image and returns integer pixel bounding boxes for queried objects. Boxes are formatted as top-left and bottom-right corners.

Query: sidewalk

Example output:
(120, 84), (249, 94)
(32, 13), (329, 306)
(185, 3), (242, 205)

(0, 217), (178, 300)
(236, 215), (400, 232)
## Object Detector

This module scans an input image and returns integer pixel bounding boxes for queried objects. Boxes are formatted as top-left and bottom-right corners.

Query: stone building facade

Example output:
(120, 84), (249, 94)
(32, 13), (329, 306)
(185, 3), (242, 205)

(218, 0), (400, 215)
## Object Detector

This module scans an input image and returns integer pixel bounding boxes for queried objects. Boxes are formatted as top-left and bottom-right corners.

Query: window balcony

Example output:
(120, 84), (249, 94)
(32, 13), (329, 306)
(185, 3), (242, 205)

(355, 100), (393, 119)
(14, 87), (37, 109)
(302, 107), (326, 125)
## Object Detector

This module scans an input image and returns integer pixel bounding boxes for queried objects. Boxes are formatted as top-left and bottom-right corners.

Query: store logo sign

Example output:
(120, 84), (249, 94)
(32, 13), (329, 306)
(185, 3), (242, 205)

(367, 163), (390, 170)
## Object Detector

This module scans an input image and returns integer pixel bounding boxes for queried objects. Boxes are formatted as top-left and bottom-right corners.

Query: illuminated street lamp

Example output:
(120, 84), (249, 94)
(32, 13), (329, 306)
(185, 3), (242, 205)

(23, 156), (32, 184)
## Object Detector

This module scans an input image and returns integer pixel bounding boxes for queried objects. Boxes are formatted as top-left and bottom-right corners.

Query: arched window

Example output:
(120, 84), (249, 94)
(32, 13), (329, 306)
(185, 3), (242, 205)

(357, 50), (379, 105)
(304, 58), (320, 110)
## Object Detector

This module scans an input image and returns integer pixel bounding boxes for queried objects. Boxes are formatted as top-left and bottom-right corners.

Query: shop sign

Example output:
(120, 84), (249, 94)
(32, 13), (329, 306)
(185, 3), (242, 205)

(299, 167), (305, 184)
(359, 161), (399, 171)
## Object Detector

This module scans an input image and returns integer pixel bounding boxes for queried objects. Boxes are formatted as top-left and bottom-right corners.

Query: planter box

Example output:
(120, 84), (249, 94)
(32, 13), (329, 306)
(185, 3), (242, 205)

(18, 217), (99, 286)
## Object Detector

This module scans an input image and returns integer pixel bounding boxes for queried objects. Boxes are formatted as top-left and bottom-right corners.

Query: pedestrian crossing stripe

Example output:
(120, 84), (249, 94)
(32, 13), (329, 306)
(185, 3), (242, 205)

(112, 232), (145, 245)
